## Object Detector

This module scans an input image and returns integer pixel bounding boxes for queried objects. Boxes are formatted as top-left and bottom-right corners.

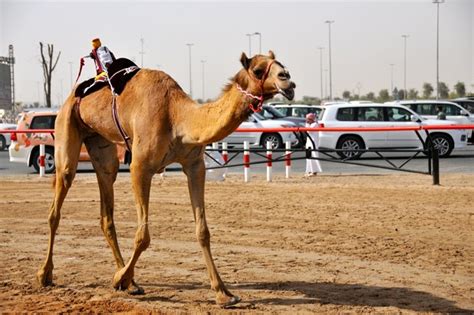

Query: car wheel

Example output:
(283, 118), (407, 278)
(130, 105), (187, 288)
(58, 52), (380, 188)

(430, 134), (454, 158)
(261, 133), (282, 149)
(336, 136), (365, 159)
(32, 147), (55, 173)
(0, 135), (5, 151)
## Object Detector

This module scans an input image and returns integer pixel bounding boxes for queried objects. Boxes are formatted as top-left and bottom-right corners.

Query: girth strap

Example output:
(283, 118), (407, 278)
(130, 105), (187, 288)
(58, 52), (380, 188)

(111, 95), (132, 152)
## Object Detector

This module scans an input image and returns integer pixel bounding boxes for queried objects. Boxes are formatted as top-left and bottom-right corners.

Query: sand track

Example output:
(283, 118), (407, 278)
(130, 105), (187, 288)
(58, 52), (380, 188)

(0, 173), (472, 313)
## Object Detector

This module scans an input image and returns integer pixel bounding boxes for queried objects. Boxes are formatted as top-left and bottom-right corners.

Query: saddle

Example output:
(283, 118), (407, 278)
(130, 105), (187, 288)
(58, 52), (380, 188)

(73, 58), (140, 153)
(75, 58), (140, 98)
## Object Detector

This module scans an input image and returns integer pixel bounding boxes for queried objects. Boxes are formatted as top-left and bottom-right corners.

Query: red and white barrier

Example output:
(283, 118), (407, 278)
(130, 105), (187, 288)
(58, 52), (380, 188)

(39, 144), (45, 177)
(266, 141), (272, 182)
(285, 141), (291, 179)
(222, 142), (228, 164)
(243, 141), (250, 182)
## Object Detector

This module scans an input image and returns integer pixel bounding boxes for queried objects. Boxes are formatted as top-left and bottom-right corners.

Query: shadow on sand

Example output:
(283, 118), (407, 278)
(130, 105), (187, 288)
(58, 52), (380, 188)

(139, 281), (472, 313)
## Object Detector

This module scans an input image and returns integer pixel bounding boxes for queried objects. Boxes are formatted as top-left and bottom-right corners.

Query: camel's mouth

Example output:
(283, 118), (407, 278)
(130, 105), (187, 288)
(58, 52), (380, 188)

(275, 83), (295, 101)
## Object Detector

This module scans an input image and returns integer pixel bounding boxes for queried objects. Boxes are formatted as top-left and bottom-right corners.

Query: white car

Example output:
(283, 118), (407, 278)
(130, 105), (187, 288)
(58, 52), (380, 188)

(0, 123), (17, 151)
(317, 103), (468, 158)
(390, 100), (474, 142)
(222, 112), (299, 149)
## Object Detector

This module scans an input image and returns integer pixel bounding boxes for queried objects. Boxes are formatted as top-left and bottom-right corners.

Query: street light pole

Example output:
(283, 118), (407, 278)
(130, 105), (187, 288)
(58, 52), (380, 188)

(433, 0), (444, 100)
(139, 38), (145, 68)
(246, 33), (252, 56)
(201, 60), (206, 101)
(389, 63), (395, 95)
(402, 34), (409, 100)
(186, 43), (194, 99)
(325, 20), (335, 100)
(68, 61), (73, 88)
(253, 32), (261, 54)
(317, 47), (324, 101)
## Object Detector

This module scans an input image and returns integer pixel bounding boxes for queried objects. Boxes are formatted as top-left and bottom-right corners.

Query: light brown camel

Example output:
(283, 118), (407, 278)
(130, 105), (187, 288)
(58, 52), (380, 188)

(36, 51), (295, 307)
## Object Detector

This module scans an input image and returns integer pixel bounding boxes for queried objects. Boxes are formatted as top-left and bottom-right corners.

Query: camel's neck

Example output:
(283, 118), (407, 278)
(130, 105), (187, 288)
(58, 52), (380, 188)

(179, 85), (252, 145)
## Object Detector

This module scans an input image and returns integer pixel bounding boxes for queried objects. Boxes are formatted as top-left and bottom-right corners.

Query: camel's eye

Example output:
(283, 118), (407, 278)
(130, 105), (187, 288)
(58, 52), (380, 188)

(253, 68), (263, 78)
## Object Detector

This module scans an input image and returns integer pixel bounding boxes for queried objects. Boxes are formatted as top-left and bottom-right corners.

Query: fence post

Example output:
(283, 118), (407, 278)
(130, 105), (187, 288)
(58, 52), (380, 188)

(222, 142), (228, 164)
(432, 145), (440, 185)
(243, 141), (250, 183)
(39, 144), (45, 177)
(221, 142), (228, 178)
(285, 141), (291, 179)
(266, 141), (272, 182)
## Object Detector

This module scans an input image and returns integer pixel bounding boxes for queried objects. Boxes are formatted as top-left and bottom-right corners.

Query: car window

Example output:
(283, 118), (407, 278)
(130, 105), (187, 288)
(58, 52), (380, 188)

(405, 103), (417, 112)
(263, 107), (285, 118)
(416, 104), (436, 115)
(253, 112), (267, 120)
(336, 107), (356, 121)
(387, 107), (411, 121)
(30, 115), (56, 129)
(274, 108), (288, 116)
(445, 104), (462, 115)
(358, 107), (384, 121)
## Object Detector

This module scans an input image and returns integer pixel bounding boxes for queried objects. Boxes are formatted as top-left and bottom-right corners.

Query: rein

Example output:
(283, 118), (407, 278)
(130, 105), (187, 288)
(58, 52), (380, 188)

(236, 59), (275, 113)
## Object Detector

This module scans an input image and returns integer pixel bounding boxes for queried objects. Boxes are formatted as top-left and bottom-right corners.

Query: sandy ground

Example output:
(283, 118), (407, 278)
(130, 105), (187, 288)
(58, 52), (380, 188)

(0, 172), (472, 314)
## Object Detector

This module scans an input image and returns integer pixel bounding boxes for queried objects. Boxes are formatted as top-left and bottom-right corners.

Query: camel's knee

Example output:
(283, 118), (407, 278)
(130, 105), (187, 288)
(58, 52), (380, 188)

(196, 225), (210, 247)
(55, 168), (76, 189)
(134, 226), (150, 251)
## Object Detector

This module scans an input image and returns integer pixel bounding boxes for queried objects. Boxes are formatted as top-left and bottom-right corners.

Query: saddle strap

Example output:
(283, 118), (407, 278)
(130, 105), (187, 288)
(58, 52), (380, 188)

(112, 95), (132, 152)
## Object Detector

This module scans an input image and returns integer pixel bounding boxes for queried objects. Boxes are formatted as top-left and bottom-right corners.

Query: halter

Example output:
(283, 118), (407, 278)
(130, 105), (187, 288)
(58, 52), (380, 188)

(236, 59), (275, 113)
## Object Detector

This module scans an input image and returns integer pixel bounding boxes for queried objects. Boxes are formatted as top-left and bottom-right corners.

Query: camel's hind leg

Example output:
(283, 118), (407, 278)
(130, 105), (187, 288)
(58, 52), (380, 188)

(83, 135), (143, 294)
(183, 157), (240, 307)
(37, 118), (82, 286)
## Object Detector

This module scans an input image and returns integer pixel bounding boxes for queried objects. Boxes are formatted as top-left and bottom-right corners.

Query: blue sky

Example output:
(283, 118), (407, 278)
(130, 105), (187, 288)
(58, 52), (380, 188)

(1, 0), (472, 105)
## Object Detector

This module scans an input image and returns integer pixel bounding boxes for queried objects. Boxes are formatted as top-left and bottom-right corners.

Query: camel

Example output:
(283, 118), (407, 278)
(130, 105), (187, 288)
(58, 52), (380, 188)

(36, 51), (295, 307)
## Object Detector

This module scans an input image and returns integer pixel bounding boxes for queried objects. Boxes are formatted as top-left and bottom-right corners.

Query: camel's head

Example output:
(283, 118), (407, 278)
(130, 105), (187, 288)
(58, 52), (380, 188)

(238, 51), (296, 101)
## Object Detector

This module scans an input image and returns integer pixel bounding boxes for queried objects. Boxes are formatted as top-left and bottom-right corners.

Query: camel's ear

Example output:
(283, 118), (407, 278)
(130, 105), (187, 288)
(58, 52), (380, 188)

(240, 52), (250, 70)
(268, 50), (275, 60)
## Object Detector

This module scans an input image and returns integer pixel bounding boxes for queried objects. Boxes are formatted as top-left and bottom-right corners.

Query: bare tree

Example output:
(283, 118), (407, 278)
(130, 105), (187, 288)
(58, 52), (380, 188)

(40, 42), (61, 107)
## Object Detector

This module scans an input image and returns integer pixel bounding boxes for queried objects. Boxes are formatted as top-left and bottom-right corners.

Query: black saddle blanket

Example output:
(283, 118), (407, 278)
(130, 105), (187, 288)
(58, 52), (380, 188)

(75, 58), (140, 98)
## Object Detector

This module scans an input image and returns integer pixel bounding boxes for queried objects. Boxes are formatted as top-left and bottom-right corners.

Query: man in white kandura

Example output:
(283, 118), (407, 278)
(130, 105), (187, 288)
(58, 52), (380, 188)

(305, 112), (322, 177)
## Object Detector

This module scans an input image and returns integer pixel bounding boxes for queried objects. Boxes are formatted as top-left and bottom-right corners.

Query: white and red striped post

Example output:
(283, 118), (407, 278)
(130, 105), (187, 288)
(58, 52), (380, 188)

(285, 141), (291, 179)
(222, 142), (228, 164)
(243, 141), (250, 182)
(266, 141), (272, 182)
(222, 142), (228, 178)
(39, 144), (45, 177)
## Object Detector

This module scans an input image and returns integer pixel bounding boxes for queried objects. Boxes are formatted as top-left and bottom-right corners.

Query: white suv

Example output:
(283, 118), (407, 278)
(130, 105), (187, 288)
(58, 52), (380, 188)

(391, 100), (474, 142)
(317, 103), (468, 158)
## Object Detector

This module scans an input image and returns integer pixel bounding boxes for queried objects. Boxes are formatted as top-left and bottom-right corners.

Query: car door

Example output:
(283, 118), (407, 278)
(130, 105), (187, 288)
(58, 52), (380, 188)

(355, 106), (388, 148)
(385, 107), (421, 148)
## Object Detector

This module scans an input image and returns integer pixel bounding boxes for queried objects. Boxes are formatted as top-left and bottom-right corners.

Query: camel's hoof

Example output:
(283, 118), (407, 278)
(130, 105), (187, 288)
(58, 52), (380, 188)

(128, 280), (145, 295)
(37, 268), (53, 287)
(113, 269), (144, 295)
(217, 295), (241, 308)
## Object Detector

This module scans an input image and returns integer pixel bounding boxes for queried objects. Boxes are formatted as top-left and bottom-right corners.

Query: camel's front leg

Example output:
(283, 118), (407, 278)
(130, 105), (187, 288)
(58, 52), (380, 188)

(183, 158), (240, 307)
(112, 162), (152, 292)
